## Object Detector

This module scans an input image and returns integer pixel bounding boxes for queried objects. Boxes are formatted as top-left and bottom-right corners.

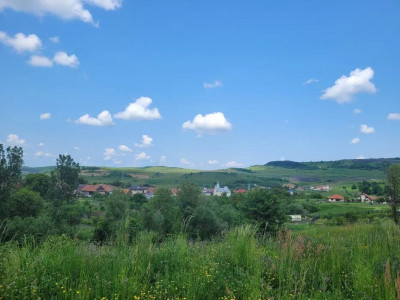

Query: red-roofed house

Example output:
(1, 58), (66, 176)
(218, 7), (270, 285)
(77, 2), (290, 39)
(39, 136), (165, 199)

(234, 189), (246, 194)
(80, 184), (115, 196)
(328, 194), (344, 202)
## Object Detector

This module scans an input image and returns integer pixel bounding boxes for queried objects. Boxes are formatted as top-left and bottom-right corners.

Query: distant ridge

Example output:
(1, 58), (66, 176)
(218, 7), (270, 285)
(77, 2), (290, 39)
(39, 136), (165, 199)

(265, 158), (400, 172)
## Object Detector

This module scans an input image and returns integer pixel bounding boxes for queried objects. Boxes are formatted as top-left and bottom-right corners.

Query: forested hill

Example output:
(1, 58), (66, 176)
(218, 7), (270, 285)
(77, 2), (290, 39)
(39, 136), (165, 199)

(265, 158), (400, 172)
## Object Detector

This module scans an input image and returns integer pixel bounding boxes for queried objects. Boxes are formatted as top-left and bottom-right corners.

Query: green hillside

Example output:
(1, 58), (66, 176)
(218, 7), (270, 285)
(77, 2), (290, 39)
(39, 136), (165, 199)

(22, 158), (398, 188)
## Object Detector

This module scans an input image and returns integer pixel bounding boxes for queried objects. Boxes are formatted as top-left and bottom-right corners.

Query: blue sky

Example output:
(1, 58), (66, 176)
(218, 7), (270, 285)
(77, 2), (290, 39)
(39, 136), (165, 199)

(1, 0), (399, 169)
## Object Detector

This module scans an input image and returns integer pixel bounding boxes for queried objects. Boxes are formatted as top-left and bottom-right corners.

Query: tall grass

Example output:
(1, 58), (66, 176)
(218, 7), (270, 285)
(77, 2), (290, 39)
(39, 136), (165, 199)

(1, 221), (400, 299)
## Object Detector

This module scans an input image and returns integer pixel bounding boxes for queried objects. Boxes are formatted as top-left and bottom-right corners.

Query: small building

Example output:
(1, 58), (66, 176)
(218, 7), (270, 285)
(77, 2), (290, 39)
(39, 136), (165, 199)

(202, 188), (213, 196)
(289, 215), (302, 222)
(79, 184), (115, 196)
(213, 182), (231, 197)
(128, 186), (148, 195)
(234, 189), (246, 194)
(328, 194), (344, 202)
(360, 193), (377, 203)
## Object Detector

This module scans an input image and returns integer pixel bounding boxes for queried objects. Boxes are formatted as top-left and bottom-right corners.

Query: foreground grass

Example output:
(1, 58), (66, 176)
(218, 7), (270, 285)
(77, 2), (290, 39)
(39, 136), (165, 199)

(1, 221), (400, 299)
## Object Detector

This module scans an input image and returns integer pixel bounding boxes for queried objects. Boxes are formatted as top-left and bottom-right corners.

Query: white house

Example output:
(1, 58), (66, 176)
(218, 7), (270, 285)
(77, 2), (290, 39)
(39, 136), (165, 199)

(289, 215), (302, 222)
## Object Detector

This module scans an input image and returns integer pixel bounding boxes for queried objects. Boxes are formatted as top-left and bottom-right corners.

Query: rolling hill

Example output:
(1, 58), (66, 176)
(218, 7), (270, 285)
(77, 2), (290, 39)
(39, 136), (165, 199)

(22, 158), (399, 189)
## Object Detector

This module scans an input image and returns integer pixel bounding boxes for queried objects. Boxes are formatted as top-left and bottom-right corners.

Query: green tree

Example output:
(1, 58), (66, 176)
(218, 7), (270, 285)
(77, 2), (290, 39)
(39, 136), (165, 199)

(0, 144), (23, 220)
(24, 173), (50, 197)
(241, 188), (285, 233)
(8, 188), (44, 218)
(177, 182), (202, 219)
(47, 154), (80, 224)
(387, 164), (400, 224)
(143, 188), (181, 237)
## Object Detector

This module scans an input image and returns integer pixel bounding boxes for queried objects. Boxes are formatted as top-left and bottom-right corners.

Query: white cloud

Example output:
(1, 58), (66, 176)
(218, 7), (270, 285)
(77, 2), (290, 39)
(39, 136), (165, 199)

(73, 146), (80, 150)
(0, 31), (41, 53)
(360, 124), (375, 134)
(114, 97), (161, 120)
(0, 0), (122, 25)
(34, 151), (53, 157)
(39, 142), (44, 147)
(356, 155), (365, 159)
(135, 134), (153, 147)
(28, 52), (79, 68)
(303, 78), (319, 85)
(75, 110), (114, 126)
(353, 108), (362, 114)
(113, 160), (122, 164)
(182, 112), (232, 135)
(159, 155), (167, 163)
(49, 36), (59, 43)
(7, 134), (25, 145)
(387, 113), (400, 120)
(207, 160), (219, 165)
(350, 137), (360, 144)
(40, 112), (51, 120)
(104, 148), (116, 160)
(203, 80), (222, 89)
(53, 51), (79, 68)
(136, 152), (150, 160)
(119, 145), (132, 152)
(180, 158), (192, 165)
(321, 67), (376, 103)
(225, 161), (243, 168)
(83, 0), (122, 10)
(28, 55), (54, 67)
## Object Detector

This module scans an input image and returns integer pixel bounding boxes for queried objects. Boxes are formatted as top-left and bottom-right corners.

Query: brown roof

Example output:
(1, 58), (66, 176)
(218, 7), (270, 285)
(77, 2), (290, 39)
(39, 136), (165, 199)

(81, 184), (115, 192)
(329, 194), (344, 200)
(362, 193), (377, 201)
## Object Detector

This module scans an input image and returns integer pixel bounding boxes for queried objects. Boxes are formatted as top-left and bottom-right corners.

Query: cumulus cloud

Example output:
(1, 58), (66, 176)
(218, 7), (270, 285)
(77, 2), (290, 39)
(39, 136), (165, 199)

(350, 137), (360, 144)
(119, 145), (132, 152)
(135, 135), (153, 147)
(49, 36), (59, 43)
(34, 151), (53, 157)
(353, 108), (362, 114)
(303, 78), (319, 85)
(39, 142), (44, 147)
(104, 148), (116, 160)
(7, 134), (25, 145)
(207, 160), (219, 165)
(360, 124), (375, 134)
(40, 112), (51, 120)
(114, 97), (161, 120)
(75, 110), (114, 126)
(180, 158), (192, 165)
(203, 80), (222, 89)
(225, 161), (243, 168)
(0, 31), (41, 53)
(28, 55), (53, 67)
(136, 152), (150, 160)
(84, 0), (122, 10)
(321, 67), (376, 103)
(387, 113), (400, 120)
(53, 51), (79, 68)
(182, 112), (232, 135)
(73, 146), (80, 150)
(28, 52), (79, 68)
(0, 0), (122, 25)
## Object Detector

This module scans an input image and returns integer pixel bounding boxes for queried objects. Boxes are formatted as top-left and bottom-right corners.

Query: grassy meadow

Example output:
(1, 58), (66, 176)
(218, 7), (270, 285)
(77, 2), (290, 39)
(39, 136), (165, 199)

(1, 221), (400, 299)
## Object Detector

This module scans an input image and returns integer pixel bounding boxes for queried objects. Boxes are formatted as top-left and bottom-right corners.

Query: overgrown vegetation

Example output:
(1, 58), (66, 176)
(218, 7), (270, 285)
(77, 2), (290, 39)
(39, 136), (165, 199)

(2, 144), (400, 299)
